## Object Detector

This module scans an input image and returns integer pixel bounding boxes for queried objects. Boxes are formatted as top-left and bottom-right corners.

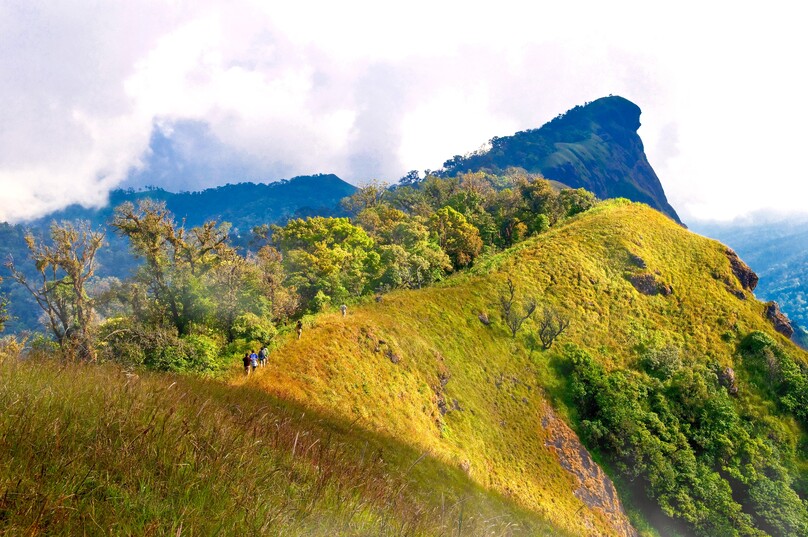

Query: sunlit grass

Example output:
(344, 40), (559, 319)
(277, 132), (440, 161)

(0, 352), (556, 536)
(248, 200), (802, 536)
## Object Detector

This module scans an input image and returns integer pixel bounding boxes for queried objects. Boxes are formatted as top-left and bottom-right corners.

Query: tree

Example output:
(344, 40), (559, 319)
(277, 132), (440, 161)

(6, 221), (104, 360)
(398, 169), (422, 186)
(111, 200), (232, 336)
(251, 246), (299, 321)
(499, 276), (537, 338)
(518, 177), (562, 228)
(272, 217), (379, 308)
(341, 180), (389, 215)
(536, 305), (570, 349)
(428, 206), (483, 269)
(559, 188), (597, 217)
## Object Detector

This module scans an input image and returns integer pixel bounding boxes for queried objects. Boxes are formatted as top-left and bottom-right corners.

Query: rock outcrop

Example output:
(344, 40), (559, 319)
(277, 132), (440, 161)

(542, 403), (639, 537)
(628, 273), (673, 296)
(726, 248), (758, 292)
(765, 301), (794, 338)
(719, 366), (739, 395)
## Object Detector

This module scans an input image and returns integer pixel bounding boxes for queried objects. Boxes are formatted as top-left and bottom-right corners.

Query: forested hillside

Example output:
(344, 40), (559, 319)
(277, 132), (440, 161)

(0, 174), (355, 332)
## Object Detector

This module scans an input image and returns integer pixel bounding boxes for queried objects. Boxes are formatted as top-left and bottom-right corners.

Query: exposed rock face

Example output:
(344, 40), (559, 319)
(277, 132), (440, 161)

(542, 403), (639, 537)
(719, 366), (738, 395)
(629, 273), (672, 296)
(765, 301), (794, 338)
(478, 312), (491, 325)
(726, 248), (758, 292)
(441, 96), (682, 224)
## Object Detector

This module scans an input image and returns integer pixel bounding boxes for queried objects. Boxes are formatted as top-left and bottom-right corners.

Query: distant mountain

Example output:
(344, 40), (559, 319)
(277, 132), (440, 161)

(42, 174), (357, 236)
(440, 96), (681, 223)
(692, 218), (808, 343)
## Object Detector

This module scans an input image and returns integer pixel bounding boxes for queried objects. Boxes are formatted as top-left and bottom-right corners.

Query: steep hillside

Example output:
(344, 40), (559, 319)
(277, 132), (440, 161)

(5, 201), (807, 535)
(440, 96), (681, 223)
(246, 201), (807, 536)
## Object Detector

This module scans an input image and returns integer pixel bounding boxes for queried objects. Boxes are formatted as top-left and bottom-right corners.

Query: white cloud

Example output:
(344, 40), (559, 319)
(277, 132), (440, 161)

(1, 0), (807, 223)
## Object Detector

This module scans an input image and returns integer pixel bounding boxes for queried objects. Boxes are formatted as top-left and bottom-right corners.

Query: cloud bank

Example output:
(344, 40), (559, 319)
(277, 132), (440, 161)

(2, 1), (807, 224)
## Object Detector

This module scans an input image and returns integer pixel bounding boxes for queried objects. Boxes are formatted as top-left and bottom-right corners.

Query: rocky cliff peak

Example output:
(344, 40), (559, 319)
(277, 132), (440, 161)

(441, 96), (682, 224)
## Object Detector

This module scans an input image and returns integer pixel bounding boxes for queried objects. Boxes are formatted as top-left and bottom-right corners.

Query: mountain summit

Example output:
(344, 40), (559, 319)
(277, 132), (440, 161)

(442, 96), (681, 223)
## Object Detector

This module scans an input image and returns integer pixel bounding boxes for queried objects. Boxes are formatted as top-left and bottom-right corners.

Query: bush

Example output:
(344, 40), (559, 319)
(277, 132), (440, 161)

(641, 344), (682, 379)
(183, 334), (225, 374)
(311, 290), (332, 313)
(98, 318), (228, 374)
(748, 476), (808, 536)
(231, 313), (277, 344)
(739, 331), (808, 425)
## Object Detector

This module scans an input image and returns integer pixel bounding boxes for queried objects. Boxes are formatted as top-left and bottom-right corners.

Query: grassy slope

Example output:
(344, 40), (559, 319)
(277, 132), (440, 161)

(246, 200), (803, 536)
(0, 354), (558, 535)
(4, 200), (801, 536)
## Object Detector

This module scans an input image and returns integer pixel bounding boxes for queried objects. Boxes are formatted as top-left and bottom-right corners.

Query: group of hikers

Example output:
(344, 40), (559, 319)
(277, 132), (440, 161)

(243, 305), (347, 376)
(242, 347), (269, 376)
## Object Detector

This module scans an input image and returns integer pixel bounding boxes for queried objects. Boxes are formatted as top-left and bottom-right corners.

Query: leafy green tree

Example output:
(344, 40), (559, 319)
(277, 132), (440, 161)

(559, 188), (597, 217)
(251, 246), (299, 322)
(355, 205), (409, 243)
(518, 177), (562, 228)
(111, 200), (232, 336)
(428, 207), (483, 269)
(272, 217), (379, 308)
(6, 221), (104, 360)
(386, 185), (434, 217)
(208, 249), (262, 341)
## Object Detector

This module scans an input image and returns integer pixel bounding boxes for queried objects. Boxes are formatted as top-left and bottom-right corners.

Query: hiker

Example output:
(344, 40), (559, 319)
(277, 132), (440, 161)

(340, 304), (347, 317)
(250, 350), (259, 371)
(258, 346), (267, 367)
(296, 320), (303, 340)
(242, 353), (251, 376)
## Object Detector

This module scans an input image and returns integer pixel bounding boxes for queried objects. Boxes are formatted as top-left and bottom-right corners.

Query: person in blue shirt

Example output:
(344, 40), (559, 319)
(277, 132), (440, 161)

(249, 350), (259, 372)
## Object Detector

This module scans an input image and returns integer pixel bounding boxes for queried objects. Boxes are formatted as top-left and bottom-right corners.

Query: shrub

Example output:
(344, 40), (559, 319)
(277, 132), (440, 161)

(183, 334), (225, 374)
(231, 312), (277, 344)
(641, 344), (682, 379)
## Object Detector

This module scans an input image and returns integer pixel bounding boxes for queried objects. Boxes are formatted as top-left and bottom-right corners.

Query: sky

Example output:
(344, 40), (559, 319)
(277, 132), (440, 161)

(1, 1), (806, 225)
